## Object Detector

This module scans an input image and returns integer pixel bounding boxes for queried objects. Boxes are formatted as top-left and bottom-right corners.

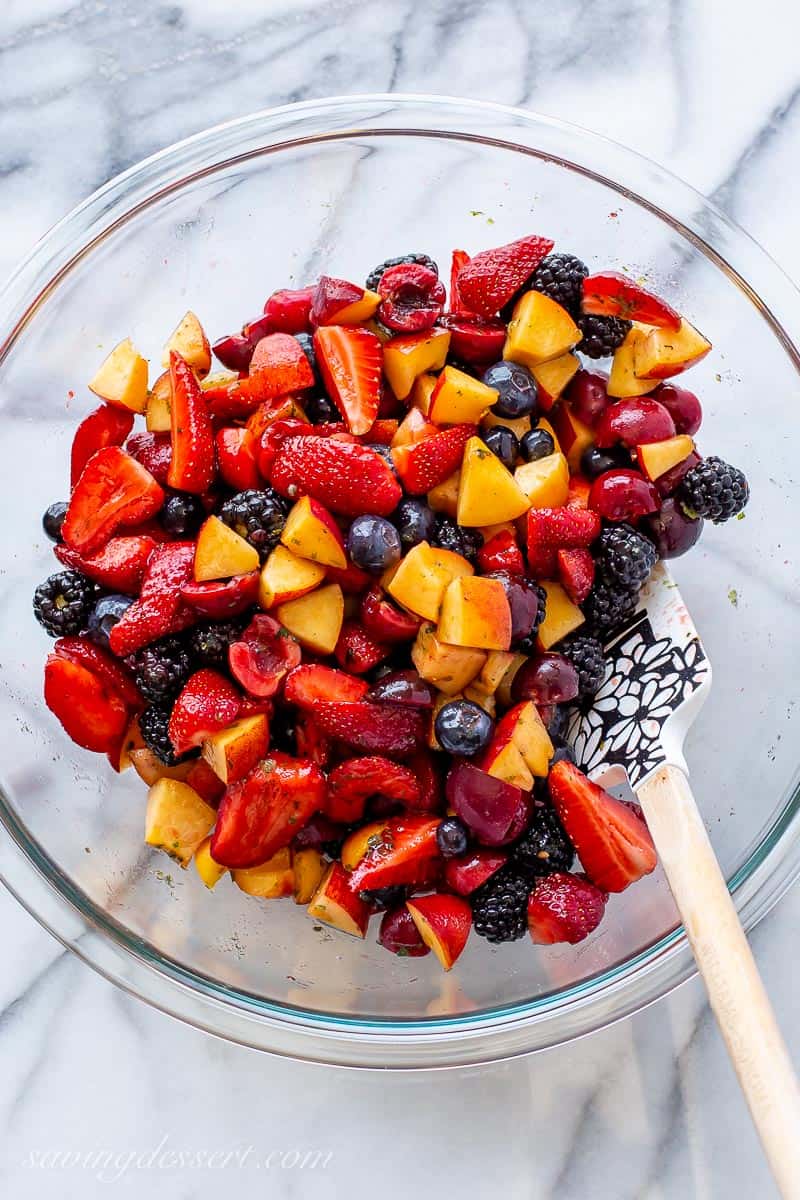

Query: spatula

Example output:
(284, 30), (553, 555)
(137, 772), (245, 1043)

(568, 562), (800, 1199)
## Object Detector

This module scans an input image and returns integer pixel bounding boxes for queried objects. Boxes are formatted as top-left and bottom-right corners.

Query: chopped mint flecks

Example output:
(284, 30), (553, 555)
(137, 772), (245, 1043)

(728, 588), (739, 608)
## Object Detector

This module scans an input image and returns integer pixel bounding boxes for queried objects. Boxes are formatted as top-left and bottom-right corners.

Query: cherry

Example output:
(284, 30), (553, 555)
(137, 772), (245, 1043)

(511, 653), (580, 705)
(378, 907), (430, 957)
(366, 670), (434, 709)
(437, 314), (507, 365)
(642, 497), (703, 558)
(378, 264), (445, 332)
(653, 383), (703, 436)
(595, 396), (676, 449)
(589, 469), (660, 522)
(264, 286), (314, 334)
(446, 763), (530, 846)
(565, 369), (610, 427)
(484, 571), (543, 644)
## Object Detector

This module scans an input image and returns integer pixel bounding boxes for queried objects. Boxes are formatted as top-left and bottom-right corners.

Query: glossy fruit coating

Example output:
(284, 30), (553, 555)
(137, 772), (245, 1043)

(434, 700), (495, 757)
(347, 514), (403, 574)
(483, 360), (539, 419)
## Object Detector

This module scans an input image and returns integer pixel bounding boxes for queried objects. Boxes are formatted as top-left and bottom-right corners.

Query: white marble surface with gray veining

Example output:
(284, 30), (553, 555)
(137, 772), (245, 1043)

(1, 1), (799, 1196)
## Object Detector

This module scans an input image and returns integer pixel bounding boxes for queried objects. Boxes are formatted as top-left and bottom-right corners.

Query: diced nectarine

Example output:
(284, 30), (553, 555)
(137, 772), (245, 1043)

(437, 576), (512, 651)
(194, 516), (260, 582)
(233, 847), (295, 898)
(531, 353), (580, 409)
(457, 436), (529, 526)
(538, 581), (585, 649)
(388, 541), (474, 623)
(406, 895), (472, 971)
(428, 470), (461, 518)
(515, 452), (570, 508)
(637, 434), (695, 481)
(258, 544), (325, 609)
(412, 372), (438, 416)
(607, 327), (660, 398)
(495, 653), (527, 709)
(280, 495), (347, 569)
(462, 684), (496, 717)
(481, 410), (532, 440)
(130, 748), (193, 787)
(383, 329), (451, 400)
(429, 365), (498, 425)
(293, 847), (326, 905)
(89, 338), (149, 413)
(201, 713), (271, 785)
(633, 318), (711, 380)
(482, 733), (534, 791)
(412, 622), (486, 695)
(145, 778), (216, 867)
(552, 405), (595, 474)
(503, 292), (580, 367)
(161, 310), (211, 377)
(308, 862), (370, 937)
(328, 289), (381, 326)
(472, 650), (516, 697)
(275, 583), (344, 654)
(146, 371), (172, 432)
(194, 836), (228, 889)
(511, 700), (553, 777)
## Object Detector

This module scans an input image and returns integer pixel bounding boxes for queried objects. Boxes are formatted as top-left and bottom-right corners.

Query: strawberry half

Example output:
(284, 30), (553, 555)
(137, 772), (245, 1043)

(548, 760), (658, 892)
(168, 668), (241, 756)
(326, 756), (422, 824)
(581, 272), (681, 331)
(62, 446), (164, 557)
(312, 701), (425, 757)
(456, 234), (554, 317)
(44, 651), (130, 753)
(313, 325), (382, 436)
(391, 424), (475, 494)
(228, 614), (302, 698)
(126, 431), (172, 485)
(334, 620), (390, 675)
(70, 403), (134, 489)
(211, 752), (326, 869)
(294, 712), (332, 767)
(526, 506), (601, 579)
(404, 749), (445, 814)
(269, 435), (402, 517)
(109, 542), (195, 656)
(216, 427), (262, 491)
(284, 663), (370, 708)
(348, 815), (441, 891)
(527, 870), (608, 944)
(167, 350), (216, 494)
(557, 547), (595, 604)
(477, 529), (525, 576)
(55, 535), (155, 595)
(54, 636), (143, 710)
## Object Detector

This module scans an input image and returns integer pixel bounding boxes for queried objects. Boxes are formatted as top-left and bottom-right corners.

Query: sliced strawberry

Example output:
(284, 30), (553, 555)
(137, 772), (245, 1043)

(334, 620), (390, 675)
(228, 614), (302, 698)
(263, 286), (314, 334)
(285, 663), (370, 708)
(566, 474), (592, 510)
(449, 248), (472, 313)
(477, 529), (525, 576)
(294, 712), (332, 767)
(44, 652), (129, 752)
(548, 760), (658, 893)
(180, 571), (260, 619)
(405, 748), (445, 813)
(360, 585), (421, 642)
(167, 351), (216, 494)
(444, 850), (507, 895)
(364, 418), (399, 445)
(62, 446), (164, 556)
(54, 535), (155, 595)
(126, 431), (172, 485)
(527, 507), (601, 580)
(313, 325), (382, 436)
(581, 272), (681, 330)
(527, 870), (608, 944)
(436, 314), (507, 366)
(392, 423), (475, 494)
(211, 752), (326, 869)
(456, 234), (554, 317)
(325, 560), (373, 595)
(70, 403), (134, 489)
(215, 427), (262, 491)
(256, 418), (316, 478)
(108, 542), (195, 656)
(326, 757), (422, 824)
(54, 636), (143, 710)
(348, 815), (441, 891)
(557, 547), (595, 604)
(168, 668), (241, 757)
(246, 397), (309, 440)
(269, 435), (402, 517)
(204, 334), (314, 418)
(312, 701), (424, 757)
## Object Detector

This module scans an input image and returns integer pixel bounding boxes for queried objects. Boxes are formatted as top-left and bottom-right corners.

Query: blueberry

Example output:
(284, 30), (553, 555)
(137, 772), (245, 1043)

(42, 501), (68, 542)
(436, 817), (469, 858)
(483, 426), (519, 470)
(550, 739), (577, 768)
(431, 515), (482, 563)
(580, 445), (632, 479)
(483, 361), (539, 420)
(396, 498), (436, 549)
(520, 428), (555, 463)
(347, 514), (402, 574)
(161, 492), (205, 536)
(87, 594), (134, 648)
(304, 392), (337, 424)
(294, 332), (319, 379)
(434, 699), (494, 757)
(359, 884), (407, 910)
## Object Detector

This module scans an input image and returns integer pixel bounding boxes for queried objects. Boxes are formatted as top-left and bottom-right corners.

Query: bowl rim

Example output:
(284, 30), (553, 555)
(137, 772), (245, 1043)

(2, 92), (799, 1068)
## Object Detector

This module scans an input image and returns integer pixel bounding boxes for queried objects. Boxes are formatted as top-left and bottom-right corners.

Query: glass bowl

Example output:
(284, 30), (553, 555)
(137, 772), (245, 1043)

(1, 95), (799, 1069)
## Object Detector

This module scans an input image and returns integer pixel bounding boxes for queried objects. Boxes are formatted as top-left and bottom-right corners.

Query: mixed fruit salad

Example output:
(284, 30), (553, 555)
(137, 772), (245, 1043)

(34, 235), (750, 970)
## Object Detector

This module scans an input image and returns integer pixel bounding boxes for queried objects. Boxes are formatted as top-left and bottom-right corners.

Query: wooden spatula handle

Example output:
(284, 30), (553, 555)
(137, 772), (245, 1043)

(637, 764), (800, 1198)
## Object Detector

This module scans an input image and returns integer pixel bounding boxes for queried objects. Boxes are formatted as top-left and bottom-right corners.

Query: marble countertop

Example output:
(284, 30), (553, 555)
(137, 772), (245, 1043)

(2, 1), (799, 1196)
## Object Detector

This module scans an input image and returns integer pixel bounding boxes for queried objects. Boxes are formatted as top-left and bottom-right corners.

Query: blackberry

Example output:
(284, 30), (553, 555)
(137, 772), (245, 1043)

(678, 456), (749, 523)
(42, 501), (68, 543)
(219, 488), (288, 557)
(515, 582), (548, 655)
(530, 252), (589, 316)
(471, 867), (531, 943)
(431, 515), (482, 563)
(596, 523), (657, 591)
(139, 704), (192, 766)
(365, 253), (438, 292)
(189, 618), (248, 668)
(577, 314), (630, 359)
(583, 580), (638, 641)
(33, 570), (98, 637)
(559, 634), (607, 697)
(359, 885), (407, 910)
(129, 636), (193, 703)
(512, 804), (574, 877)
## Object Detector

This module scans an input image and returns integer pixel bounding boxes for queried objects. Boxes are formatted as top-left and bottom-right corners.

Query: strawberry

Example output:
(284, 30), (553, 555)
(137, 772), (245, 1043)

(363, 418), (399, 445)
(581, 272), (681, 331)
(228, 614), (302, 698)
(215, 427), (262, 491)
(126, 431), (172, 485)
(526, 506), (601, 579)
(204, 334), (314, 418)
(527, 871), (608, 944)
(62, 446), (164, 557)
(348, 815), (441, 891)
(263, 286), (314, 334)
(456, 234), (554, 317)
(246, 397), (309, 440)
(404, 748), (444, 813)
(180, 570), (260, 619)
(477, 529), (525, 576)
(256, 419), (316, 478)
(269, 435), (402, 517)
(548, 760), (658, 892)
(326, 756), (422, 824)
(284, 663), (369, 708)
(168, 668), (241, 756)
(44, 651), (130, 753)
(294, 712), (332, 767)
(444, 850), (507, 895)
(325, 560), (373, 595)
(211, 752), (326, 869)
(54, 636), (143, 710)
(70, 403), (134, 489)
(311, 701), (425, 757)
(108, 542), (195, 656)
(54, 535), (155, 594)
(360, 586), (421, 642)
(185, 757), (227, 806)
(566, 474), (592, 510)
(313, 325), (382, 436)
(334, 620), (391, 675)
(166, 350), (216, 494)
(449, 248), (472, 313)
(557, 547), (595, 604)
(391, 424), (475, 494)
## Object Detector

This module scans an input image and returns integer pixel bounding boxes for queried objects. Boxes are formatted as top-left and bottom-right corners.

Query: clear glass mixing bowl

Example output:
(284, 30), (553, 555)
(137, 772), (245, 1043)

(1, 95), (799, 1068)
